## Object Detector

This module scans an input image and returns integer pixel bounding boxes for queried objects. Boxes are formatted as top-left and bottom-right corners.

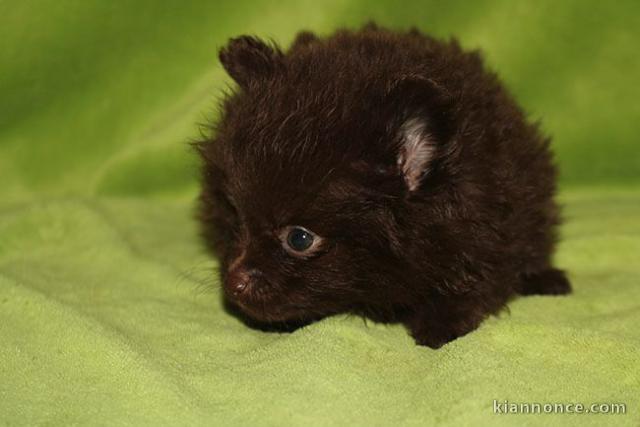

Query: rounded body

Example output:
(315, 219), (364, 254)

(198, 24), (571, 348)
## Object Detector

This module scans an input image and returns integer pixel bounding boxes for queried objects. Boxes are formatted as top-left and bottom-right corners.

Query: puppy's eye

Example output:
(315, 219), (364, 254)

(278, 226), (323, 256)
(286, 227), (315, 252)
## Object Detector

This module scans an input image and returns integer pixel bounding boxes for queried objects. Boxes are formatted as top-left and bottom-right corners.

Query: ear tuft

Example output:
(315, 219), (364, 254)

(362, 21), (381, 32)
(290, 31), (319, 51)
(219, 36), (283, 88)
(397, 117), (436, 192)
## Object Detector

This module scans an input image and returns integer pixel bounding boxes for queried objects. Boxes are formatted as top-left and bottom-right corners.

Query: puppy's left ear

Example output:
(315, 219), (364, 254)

(396, 116), (438, 192)
(219, 36), (284, 88)
(388, 76), (457, 192)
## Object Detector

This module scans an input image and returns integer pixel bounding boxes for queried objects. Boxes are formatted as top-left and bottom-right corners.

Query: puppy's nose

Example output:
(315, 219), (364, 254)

(227, 270), (249, 296)
(226, 268), (261, 297)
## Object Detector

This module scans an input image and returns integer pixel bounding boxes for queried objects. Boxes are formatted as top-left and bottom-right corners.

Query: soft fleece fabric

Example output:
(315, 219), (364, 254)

(0, 1), (638, 426)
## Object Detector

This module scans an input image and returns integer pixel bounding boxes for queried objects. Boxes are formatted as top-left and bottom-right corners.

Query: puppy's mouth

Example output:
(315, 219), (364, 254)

(230, 297), (308, 323)
(222, 271), (329, 325)
(222, 273), (299, 322)
(223, 297), (317, 333)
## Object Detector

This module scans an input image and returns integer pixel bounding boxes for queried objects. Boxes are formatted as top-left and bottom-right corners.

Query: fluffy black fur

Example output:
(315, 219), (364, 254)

(196, 23), (571, 348)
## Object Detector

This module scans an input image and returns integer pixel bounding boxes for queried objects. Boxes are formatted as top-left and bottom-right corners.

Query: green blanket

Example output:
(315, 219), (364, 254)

(1, 1), (638, 425)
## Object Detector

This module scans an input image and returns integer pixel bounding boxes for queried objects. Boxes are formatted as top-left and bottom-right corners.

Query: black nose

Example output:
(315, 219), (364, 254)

(226, 268), (261, 297)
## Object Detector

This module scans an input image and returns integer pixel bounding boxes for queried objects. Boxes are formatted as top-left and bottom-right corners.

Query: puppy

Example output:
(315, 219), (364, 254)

(196, 24), (571, 348)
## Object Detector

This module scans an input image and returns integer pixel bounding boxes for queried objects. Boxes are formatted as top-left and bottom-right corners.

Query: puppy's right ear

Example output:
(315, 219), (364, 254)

(219, 36), (283, 88)
(290, 31), (318, 51)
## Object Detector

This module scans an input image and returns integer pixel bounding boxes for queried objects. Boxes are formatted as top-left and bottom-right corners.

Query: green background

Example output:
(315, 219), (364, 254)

(1, 1), (638, 425)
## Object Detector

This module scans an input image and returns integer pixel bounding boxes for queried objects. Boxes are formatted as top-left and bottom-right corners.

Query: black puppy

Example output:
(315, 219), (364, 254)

(196, 24), (571, 348)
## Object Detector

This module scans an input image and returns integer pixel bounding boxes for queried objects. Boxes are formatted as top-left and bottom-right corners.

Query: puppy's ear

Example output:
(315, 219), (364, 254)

(388, 76), (456, 192)
(362, 21), (381, 32)
(397, 117), (437, 192)
(290, 31), (318, 51)
(219, 36), (283, 88)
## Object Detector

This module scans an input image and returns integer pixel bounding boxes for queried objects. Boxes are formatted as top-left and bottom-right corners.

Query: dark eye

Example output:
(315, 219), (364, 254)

(286, 227), (315, 252)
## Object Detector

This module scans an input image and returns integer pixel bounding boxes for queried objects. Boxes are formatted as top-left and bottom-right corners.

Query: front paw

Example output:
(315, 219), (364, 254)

(409, 323), (464, 349)
(405, 303), (486, 349)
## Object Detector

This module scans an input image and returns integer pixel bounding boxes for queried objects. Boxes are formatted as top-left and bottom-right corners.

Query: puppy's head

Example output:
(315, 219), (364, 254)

(199, 33), (457, 324)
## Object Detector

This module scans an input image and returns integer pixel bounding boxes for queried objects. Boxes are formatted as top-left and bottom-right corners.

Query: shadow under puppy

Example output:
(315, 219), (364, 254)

(196, 24), (571, 348)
